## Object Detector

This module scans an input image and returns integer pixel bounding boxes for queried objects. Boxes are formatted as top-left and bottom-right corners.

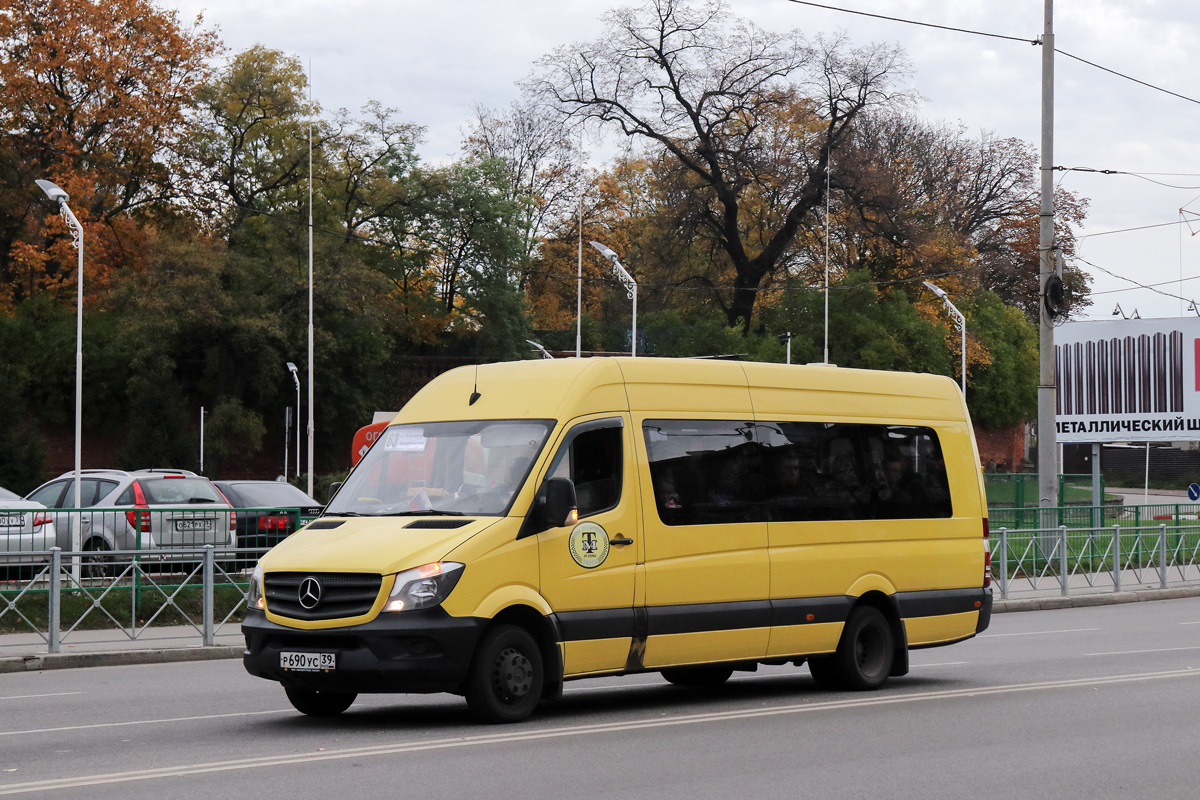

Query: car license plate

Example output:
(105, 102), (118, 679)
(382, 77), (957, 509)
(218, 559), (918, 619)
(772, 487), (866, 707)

(0, 513), (24, 527)
(280, 651), (336, 671)
(174, 519), (214, 532)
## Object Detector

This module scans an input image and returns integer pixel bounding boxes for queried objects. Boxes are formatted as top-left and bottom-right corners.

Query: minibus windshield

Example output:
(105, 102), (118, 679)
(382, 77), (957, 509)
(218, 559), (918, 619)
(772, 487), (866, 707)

(325, 420), (554, 517)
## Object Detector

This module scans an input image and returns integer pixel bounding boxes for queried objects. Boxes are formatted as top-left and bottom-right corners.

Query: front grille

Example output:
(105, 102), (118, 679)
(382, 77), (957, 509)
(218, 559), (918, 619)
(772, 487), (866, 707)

(265, 572), (382, 621)
(405, 519), (474, 529)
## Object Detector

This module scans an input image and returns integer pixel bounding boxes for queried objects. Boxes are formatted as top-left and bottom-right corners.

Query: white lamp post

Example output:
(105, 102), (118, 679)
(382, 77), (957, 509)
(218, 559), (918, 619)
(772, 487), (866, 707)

(36, 179), (84, 580)
(588, 241), (637, 357)
(923, 281), (966, 395)
(286, 362), (300, 480)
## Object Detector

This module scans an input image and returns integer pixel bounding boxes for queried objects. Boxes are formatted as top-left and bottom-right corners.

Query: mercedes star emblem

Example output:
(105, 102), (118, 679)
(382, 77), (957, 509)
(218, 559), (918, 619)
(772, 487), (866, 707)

(298, 577), (322, 610)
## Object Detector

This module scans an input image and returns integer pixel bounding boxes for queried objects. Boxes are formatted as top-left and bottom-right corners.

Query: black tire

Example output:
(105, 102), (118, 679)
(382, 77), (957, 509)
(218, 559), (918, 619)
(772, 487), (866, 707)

(660, 665), (734, 687)
(284, 685), (357, 717)
(82, 538), (114, 580)
(814, 605), (894, 691)
(464, 624), (544, 724)
(806, 655), (842, 689)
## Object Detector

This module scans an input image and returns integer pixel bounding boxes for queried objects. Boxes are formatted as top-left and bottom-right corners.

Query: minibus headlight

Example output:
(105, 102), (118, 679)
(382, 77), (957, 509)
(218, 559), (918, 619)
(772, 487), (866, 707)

(248, 565), (265, 611)
(385, 562), (464, 612)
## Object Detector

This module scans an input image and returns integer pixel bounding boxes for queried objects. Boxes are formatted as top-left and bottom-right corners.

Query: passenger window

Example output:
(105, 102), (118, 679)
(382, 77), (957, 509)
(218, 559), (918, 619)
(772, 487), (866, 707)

(79, 479), (117, 508)
(756, 422), (952, 521)
(548, 424), (622, 518)
(643, 420), (764, 526)
(28, 480), (68, 508)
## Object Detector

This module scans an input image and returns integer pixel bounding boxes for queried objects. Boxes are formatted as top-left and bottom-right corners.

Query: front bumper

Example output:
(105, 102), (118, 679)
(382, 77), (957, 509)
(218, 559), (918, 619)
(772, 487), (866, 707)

(242, 607), (486, 694)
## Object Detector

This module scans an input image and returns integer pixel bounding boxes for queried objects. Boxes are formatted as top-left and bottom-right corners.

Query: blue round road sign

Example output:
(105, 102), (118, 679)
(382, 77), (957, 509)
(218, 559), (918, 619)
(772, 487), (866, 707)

(1189, 483), (1200, 502)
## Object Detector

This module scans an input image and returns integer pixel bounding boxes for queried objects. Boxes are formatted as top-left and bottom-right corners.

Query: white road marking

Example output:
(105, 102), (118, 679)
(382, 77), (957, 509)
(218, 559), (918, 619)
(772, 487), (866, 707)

(910, 661), (969, 667)
(0, 692), (81, 702)
(1085, 646), (1200, 656)
(0, 710), (289, 737)
(1, 668), (1195, 795)
(979, 628), (1099, 637)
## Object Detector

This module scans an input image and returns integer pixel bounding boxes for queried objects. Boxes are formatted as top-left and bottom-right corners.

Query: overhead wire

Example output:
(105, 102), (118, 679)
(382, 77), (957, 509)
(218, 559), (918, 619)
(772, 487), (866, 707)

(782, 0), (1037, 44)
(1075, 256), (1199, 302)
(783, 0), (1200, 108)
(1054, 166), (1200, 191)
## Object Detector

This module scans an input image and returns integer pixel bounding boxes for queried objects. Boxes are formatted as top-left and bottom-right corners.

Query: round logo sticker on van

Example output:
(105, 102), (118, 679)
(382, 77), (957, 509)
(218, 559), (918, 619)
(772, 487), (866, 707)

(568, 522), (610, 569)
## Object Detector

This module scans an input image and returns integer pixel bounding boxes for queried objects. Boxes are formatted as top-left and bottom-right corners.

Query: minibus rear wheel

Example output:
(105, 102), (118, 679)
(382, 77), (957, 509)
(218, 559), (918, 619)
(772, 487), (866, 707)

(284, 686), (357, 716)
(814, 605), (893, 690)
(465, 624), (544, 723)
(660, 666), (734, 687)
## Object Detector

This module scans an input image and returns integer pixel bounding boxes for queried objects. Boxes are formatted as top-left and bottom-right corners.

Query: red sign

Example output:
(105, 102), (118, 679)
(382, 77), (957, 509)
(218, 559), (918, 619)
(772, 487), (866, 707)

(351, 421), (390, 465)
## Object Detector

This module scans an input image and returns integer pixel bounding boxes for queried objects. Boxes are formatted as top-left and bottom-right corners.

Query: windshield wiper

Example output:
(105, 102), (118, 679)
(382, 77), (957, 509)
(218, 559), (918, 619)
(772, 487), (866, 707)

(377, 509), (467, 517)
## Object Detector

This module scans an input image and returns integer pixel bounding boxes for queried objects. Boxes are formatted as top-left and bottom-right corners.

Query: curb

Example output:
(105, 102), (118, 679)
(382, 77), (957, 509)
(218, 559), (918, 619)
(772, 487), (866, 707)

(0, 645), (242, 674)
(993, 584), (1200, 613)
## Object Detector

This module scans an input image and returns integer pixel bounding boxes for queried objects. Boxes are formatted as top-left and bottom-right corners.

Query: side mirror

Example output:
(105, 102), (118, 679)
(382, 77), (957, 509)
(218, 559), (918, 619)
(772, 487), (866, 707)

(538, 477), (578, 532)
(327, 481), (343, 503)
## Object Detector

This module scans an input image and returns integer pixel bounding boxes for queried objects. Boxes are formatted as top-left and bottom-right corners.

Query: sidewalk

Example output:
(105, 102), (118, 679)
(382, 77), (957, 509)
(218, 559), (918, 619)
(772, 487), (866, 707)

(0, 623), (243, 674)
(2, 584), (1199, 674)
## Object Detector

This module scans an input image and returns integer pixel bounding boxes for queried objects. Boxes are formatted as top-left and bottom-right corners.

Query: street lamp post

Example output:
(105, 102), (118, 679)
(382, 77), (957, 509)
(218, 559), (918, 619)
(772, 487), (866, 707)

(286, 362), (300, 480)
(36, 179), (83, 581)
(588, 241), (637, 357)
(923, 281), (966, 395)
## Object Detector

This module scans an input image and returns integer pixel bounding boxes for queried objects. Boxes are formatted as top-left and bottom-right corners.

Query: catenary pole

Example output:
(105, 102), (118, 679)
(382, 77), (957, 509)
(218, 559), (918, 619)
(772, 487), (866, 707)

(1037, 0), (1058, 511)
(577, 129), (583, 359)
(307, 62), (315, 498)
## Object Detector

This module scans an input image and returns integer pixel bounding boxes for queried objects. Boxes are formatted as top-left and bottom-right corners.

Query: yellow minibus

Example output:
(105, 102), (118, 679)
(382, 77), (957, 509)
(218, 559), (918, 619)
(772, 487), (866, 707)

(243, 358), (992, 722)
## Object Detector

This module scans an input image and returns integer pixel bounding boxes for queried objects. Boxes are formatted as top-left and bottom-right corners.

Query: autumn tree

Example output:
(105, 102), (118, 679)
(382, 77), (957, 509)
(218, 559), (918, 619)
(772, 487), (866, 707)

(531, 0), (909, 332)
(464, 100), (587, 263)
(840, 113), (1090, 320)
(0, 0), (218, 307)
(410, 158), (532, 358)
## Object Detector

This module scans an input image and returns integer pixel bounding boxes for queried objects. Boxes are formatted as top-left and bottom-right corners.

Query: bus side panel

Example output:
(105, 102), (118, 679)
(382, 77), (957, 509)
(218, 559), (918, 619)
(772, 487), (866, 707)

(642, 627), (772, 669)
(904, 611), (979, 647)
(768, 527), (983, 599)
(562, 639), (635, 676)
(764, 622), (842, 659)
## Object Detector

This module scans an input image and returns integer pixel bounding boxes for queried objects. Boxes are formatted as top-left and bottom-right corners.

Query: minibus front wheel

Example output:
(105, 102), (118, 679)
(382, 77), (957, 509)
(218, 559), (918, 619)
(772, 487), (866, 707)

(464, 624), (544, 723)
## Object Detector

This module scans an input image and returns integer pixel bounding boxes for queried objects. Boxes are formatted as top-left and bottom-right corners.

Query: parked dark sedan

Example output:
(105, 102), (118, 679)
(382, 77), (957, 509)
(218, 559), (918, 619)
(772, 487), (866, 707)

(211, 480), (323, 551)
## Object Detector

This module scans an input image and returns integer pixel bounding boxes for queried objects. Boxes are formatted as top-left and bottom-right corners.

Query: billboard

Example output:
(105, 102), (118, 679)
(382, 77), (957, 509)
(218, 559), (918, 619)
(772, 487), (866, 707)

(1055, 317), (1200, 443)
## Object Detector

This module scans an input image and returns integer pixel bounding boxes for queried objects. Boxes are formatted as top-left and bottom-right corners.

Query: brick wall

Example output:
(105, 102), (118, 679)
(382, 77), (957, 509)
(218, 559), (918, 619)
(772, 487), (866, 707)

(973, 422), (1026, 473)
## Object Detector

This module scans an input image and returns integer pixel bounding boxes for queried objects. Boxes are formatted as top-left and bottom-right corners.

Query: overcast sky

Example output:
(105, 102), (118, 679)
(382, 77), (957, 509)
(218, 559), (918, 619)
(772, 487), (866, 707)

(163, 0), (1199, 322)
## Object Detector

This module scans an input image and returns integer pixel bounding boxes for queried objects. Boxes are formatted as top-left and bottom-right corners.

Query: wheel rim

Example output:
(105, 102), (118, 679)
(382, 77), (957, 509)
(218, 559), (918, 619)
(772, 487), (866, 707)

(491, 645), (534, 705)
(854, 622), (887, 677)
(84, 542), (111, 579)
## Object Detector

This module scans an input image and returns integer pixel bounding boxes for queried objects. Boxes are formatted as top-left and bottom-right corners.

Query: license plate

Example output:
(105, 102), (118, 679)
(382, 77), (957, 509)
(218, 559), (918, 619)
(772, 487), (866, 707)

(280, 651), (336, 671)
(0, 513), (24, 527)
(174, 519), (214, 532)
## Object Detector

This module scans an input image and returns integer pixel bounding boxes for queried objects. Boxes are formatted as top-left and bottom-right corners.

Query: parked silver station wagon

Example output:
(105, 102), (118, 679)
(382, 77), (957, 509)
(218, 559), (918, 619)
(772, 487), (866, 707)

(25, 469), (235, 573)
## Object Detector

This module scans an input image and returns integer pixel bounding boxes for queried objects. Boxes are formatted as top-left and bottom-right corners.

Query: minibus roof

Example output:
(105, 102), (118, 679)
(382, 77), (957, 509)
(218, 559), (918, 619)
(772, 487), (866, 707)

(393, 358), (965, 427)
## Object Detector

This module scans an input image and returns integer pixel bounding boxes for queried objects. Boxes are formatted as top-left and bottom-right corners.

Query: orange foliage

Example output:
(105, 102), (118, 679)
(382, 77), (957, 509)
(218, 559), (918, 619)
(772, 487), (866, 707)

(0, 0), (218, 310)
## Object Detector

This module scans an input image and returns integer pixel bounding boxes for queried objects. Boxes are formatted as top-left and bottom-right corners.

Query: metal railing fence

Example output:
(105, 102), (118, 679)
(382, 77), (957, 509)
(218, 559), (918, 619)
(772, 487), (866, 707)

(0, 504), (317, 654)
(0, 545), (254, 653)
(992, 520), (1200, 599)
